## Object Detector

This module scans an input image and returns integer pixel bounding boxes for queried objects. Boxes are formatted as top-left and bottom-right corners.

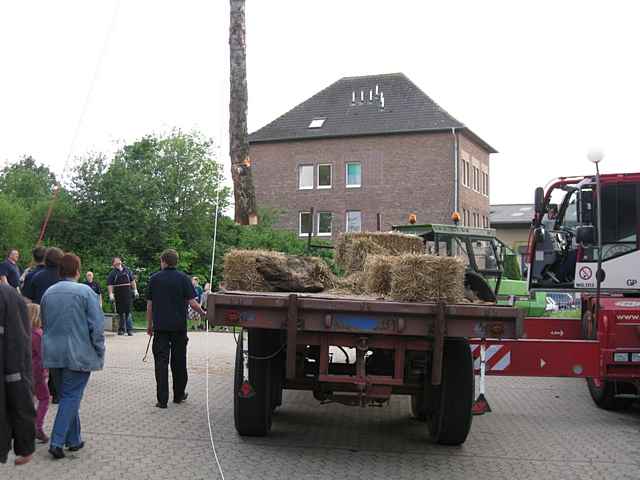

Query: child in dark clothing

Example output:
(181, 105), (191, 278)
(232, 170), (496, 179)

(29, 303), (49, 443)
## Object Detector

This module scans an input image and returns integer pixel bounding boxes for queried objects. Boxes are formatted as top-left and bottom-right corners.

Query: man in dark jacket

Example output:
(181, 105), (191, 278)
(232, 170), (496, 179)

(0, 285), (36, 465)
(20, 246), (46, 296)
(23, 247), (63, 305)
(146, 249), (205, 408)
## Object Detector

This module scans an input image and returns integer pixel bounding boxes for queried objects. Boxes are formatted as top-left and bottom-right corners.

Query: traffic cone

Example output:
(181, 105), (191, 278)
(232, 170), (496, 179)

(472, 341), (492, 415)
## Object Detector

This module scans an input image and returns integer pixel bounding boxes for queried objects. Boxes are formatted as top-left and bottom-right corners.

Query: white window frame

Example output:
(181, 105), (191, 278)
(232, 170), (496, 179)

(299, 211), (312, 236)
(308, 117), (326, 129)
(346, 210), (362, 233)
(346, 162), (362, 188)
(317, 211), (332, 236)
(298, 165), (314, 190)
(317, 164), (332, 189)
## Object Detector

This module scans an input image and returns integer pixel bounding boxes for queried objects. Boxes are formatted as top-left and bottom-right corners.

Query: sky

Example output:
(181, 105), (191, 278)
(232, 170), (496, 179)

(1, 0), (639, 204)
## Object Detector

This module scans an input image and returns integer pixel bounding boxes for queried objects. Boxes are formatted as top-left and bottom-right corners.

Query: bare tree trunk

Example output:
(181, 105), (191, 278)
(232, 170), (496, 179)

(229, 0), (257, 225)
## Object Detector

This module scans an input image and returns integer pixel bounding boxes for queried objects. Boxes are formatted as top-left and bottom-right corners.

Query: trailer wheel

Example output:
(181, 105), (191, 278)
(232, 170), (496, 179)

(428, 337), (474, 445)
(234, 328), (273, 436)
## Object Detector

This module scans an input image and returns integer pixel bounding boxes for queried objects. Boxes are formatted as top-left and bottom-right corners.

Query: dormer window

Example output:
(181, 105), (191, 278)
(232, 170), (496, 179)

(308, 117), (326, 129)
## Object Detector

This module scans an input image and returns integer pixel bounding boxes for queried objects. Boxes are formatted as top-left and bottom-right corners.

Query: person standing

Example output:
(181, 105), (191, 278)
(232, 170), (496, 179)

(41, 253), (104, 460)
(21, 246), (46, 297)
(28, 303), (49, 443)
(83, 271), (103, 307)
(0, 249), (21, 289)
(107, 257), (138, 336)
(146, 249), (205, 408)
(24, 247), (63, 305)
(0, 284), (36, 466)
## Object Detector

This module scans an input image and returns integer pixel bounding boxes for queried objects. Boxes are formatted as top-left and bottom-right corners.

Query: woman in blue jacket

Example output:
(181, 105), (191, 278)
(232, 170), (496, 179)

(41, 253), (105, 460)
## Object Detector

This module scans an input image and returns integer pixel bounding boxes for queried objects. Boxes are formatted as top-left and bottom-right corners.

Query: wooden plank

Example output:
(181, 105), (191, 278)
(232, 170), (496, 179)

(286, 294), (298, 380)
(431, 302), (446, 386)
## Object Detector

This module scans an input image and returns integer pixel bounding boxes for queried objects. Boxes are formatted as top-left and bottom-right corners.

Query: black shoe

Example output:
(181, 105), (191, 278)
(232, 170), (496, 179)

(127, 331), (134, 336)
(52, 397), (59, 405)
(67, 441), (84, 452)
(117, 331), (124, 336)
(155, 402), (167, 409)
(173, 392), (188, 404)
(48, 446), (65, 459)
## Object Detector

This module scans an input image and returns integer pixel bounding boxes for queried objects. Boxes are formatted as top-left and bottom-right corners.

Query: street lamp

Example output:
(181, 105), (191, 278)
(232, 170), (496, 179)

(588, 148), (604, 321)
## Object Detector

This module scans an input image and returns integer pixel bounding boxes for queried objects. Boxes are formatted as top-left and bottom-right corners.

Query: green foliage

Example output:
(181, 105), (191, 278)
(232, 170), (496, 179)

(502, 253), (522, 280)
(0, 130), (335, 312)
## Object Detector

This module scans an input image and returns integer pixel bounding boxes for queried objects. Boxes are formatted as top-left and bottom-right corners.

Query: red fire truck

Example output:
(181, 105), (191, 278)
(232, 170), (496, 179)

(473, 158), (640, 411)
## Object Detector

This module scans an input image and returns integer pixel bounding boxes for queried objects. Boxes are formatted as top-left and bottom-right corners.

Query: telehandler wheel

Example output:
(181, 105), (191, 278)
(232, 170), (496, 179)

(234, 328), (273, 436)
(587, 378), (633, 411)
(428, 337), (474, 445)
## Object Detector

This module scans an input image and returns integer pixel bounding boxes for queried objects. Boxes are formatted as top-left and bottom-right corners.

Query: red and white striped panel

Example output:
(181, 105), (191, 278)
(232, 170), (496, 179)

(470, 344), (511, 372)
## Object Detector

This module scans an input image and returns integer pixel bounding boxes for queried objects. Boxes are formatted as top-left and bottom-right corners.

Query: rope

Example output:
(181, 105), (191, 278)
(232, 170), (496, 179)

(37, 0), (121, 245)
(206, 184), (225, 480)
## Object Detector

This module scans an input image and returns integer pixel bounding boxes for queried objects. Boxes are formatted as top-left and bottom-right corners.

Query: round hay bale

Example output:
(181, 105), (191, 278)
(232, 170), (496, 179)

(363, 255), (399, 295)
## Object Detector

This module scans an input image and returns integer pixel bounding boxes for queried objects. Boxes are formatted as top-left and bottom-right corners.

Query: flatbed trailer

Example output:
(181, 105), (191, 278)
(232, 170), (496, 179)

(208, 290), (522, 445)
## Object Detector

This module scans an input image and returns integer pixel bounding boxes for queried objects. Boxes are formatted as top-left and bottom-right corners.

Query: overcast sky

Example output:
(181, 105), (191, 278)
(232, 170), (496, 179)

(1, 0), (639, 205)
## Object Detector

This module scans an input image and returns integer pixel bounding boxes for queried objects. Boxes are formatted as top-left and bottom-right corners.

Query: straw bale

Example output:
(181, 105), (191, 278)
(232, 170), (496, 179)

(389, 254), (465, 303)
(335, 232), (423, 273)
(363, 255), (400, 295)
(331, 272), (367, 295)
(223, 249), (337, 293)
(222, 249), (279, 291)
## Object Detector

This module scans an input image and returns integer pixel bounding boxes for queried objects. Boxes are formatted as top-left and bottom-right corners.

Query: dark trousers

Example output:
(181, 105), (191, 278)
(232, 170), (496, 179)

(117, 312), (132, 334)
(152, 331), (188, 405)
(49, 368), (61, 401)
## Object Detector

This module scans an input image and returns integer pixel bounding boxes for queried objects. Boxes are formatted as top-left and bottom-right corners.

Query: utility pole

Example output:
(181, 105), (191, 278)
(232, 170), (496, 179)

(229, 0), (257, 225)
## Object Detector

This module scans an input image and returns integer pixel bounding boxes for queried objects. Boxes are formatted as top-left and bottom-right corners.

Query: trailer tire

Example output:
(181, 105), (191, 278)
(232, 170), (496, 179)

(234, 328), (273, 436)
(428, 337), (474, 445)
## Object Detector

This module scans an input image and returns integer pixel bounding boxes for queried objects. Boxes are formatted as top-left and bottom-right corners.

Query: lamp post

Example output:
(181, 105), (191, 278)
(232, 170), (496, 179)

(587, 148), (604, 321)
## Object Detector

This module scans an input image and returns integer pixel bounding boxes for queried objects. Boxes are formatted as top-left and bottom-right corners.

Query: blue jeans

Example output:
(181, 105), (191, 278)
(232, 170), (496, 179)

(50, 369), (91, 449)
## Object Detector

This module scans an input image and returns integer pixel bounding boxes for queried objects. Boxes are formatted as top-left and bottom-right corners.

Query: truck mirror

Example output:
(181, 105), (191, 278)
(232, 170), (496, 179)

(534, 187), (545, 215)
(579, 188), (594, 224)
(576, 225), (595, 245)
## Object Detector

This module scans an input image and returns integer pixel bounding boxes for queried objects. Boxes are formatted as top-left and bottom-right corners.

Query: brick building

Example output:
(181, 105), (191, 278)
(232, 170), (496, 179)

(249, 73), (496, 238)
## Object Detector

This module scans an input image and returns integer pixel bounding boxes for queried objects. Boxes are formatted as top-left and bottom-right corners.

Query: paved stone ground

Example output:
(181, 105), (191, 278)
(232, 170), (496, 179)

(5, 332), (640, 479)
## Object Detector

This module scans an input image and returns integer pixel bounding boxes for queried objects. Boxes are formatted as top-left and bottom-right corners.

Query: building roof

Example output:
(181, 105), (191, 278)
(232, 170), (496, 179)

(249, 73), (497, 153)
(490, 204), (534, 226)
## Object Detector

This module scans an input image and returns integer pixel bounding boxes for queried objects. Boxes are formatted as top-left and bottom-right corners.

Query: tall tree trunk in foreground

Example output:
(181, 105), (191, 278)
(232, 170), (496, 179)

(229, 0), (257, 225)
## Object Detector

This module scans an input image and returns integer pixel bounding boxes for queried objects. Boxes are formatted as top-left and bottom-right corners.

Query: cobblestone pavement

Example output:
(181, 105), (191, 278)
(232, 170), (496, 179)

(5, 332), (640, 479)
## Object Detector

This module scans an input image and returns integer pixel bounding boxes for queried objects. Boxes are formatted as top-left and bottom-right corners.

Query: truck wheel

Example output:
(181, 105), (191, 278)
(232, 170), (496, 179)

(428, 337), (474, 445)
(587, 378), (633, 411)
(234, 328), (273, 436)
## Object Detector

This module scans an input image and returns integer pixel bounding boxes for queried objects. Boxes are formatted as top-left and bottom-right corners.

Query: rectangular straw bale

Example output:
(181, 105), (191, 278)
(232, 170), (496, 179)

(389, 254), (465, 303)
(222, 249), (284, 291)
(331, 271), (367, 295)
(335, 232), (423, 273)
(363, 255), (400, 295)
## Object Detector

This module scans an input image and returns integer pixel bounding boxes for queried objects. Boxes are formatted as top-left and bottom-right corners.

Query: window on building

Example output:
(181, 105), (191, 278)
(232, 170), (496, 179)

(346, 162), (362, 188)
(308, 117), (326, 129)
(346, 211), (362, 232)
(299, 165), (313, 190)
(299, 211), (312, 236)
(318, 164), (332, 189)
(317, 212), (332, 236)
